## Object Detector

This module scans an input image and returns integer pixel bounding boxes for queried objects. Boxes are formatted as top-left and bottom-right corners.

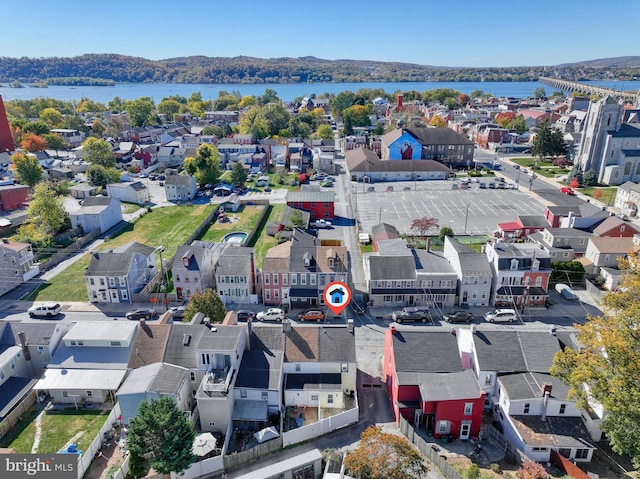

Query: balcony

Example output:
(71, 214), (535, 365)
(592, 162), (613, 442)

(202, 367), (233, 396)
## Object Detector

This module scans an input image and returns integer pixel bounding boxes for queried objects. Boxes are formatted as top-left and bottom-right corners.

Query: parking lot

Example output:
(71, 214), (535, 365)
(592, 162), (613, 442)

(352, 179), (546, 237)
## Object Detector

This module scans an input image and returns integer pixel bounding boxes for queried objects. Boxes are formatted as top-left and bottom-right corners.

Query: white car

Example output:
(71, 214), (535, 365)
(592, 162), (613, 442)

(28, 302), (62, 318)
(312, 219), (332, 229)
(256, 308), (285, 322)
(484, 309), (518, 322)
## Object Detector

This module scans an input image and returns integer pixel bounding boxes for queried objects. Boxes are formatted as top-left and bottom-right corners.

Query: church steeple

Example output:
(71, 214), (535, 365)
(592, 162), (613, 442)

(0, 95), (15, 153)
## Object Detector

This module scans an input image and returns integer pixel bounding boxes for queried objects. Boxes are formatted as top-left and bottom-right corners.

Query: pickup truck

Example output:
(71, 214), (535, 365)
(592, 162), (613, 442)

(312, 219), (332, 229)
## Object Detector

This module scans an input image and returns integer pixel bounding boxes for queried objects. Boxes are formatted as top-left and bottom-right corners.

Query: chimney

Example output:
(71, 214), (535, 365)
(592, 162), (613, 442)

(541, 383), (552, 420)
(282, 319), (292, 334)
(18, 331), (31, 361)
(397, 93), (403, 110)
(246, 318), (252, 349)
(347, 318), (354, 334)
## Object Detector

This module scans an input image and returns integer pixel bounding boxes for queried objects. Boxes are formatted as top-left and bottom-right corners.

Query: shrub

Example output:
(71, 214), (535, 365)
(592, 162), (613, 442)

(491, 463), (501, 473)
(467, 463), (480, 479)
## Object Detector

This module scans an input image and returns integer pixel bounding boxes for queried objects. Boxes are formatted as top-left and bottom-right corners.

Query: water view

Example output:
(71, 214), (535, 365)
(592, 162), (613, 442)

(1, 80), (638, 104)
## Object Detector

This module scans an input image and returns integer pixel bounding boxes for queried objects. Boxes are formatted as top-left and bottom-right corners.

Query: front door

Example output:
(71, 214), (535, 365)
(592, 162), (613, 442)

(460, 421), (471, 440)
(408, 296), (414, 305)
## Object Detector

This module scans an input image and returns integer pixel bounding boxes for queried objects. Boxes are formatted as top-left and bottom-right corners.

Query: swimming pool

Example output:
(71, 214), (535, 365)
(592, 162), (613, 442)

(223, 232), (248, 245)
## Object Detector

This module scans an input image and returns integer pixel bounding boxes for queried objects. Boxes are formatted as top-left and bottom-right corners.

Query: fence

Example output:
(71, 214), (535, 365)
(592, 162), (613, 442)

(399, 416), (464, 479)
(480, 424), (528, 464)
(171, 455), (224, 479)
(282, 406), (359, 447)
(223, 435), (283, 471)
(550, 450), (591, 479)
(77, 403), (123, 479)
(36, 229), (101, 273)
(0, 390), (37, 441)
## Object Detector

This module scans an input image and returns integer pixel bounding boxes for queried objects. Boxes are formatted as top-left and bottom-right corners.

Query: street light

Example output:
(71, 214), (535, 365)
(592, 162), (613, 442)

(463, 204), (469, 235)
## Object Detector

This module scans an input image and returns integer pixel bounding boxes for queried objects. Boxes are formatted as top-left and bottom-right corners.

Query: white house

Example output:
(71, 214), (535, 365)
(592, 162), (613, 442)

(69, 196), (123, 234)
(106, 181), (149, 205)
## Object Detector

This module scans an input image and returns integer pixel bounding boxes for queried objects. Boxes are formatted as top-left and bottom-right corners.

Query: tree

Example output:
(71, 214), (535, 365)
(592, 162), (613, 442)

(230, 161), (248, 187)
(91, 119), (105, 137)
(126, 396), (195, 476)
(82, 137), (115, 168)
(287, 209), (306, 229)
(157, 98), (183, 120)
(517, 460), (549, 479)
(316, 124), (334, 140)
(507, 115), (528, 134)
(570, 177), (579, 188)
(27, 183), (65, 235)
(550, 249), (640, 467)
(86, 164), (120, 188)
(439, 226), (454, 241)
(202, 125), (223, 137)
(532, 122), (566, 160)
(125, 97), (155, 127)
(183, 143), (221, 187)
(344, 426), (427, 479)
(184, 289), (226, 324)
(567, 164), (583, 186)
(582, 169), (597, 186)
(533, 87), (547, 99)
(39, 107), (64, 128)
(42, 133), (70, 152)
(20, 133), (48, 152)
(23, 120), (50, 136)
(260, 88), (279, 105)
(410, 216), (439, 249)
(12, 152), (43, 188)
(495, 112), (516, 128)
(429, 116), (445, 127)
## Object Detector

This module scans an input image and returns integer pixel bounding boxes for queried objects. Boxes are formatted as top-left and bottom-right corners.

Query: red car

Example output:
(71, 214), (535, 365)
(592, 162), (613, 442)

(560, 187), (575, 195)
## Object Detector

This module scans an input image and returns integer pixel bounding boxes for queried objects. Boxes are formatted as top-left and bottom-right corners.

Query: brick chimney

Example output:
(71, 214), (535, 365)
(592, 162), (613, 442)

(397, 93), (404, 110)
(18, 331), (31, 361)
(541, 383), (552, 420)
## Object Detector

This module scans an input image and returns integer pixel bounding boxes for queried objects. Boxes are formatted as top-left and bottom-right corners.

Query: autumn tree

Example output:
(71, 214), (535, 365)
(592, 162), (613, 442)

(550, 249), (640, 467)
(517, 460), (549, 479)
(344, 426), (427, 479)
(20, 133), (48, 153)
(126, 396), (195, 476)
(569, 177), (579, 189)
(495, 111), (516, 128)
(410, 216), (439, 249)
(183, 143), (221, 187)
(316, 124), (334, 140)
(82, 137), (115, 168)
(12, 152), (43, 188)
(26, 183), (65, 235)
(184, 289), (226, 324)
(429, 116), (445, 127)
(230, 161), (248, 187)
(39, 107), (64, 128)
(91, 119), (105, 137)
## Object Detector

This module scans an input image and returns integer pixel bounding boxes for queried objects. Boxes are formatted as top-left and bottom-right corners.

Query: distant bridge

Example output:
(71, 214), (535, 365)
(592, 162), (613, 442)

(539, 77), (637, 102)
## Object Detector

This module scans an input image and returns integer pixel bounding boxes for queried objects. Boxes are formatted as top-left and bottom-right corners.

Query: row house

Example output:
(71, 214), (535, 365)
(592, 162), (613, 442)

(584, 236), (636, 291)
(85, 242), (157, 303)
(614, 181), (640, 217)
(473, 124), (512, 149)
(456, 328), (596, 463)
(0, 240), (39, 296)
(164, 174), (198, 202)
(286, 190), (335, 220)
(69, 196), (123, 235)
(172, 242), (220, 302)
(50, 129), (85, 148)
(157, 146), (194, 167)
(204, 111), (240, 124)
(364, 238), (457, 309)
(443, 237), (493, 306)
(527, 228), (594, 263)
(0, 184), (29, 212)
(217, 139), (258, 170)
(106, 181), (149, 206)
(543, 203), (607, 229)
(485, 241), (551, 308)
(215, 245), (258, 306)
(497, 215), (548, 240)
(261, 229), (348, 308)
(383, 329), (484, 440)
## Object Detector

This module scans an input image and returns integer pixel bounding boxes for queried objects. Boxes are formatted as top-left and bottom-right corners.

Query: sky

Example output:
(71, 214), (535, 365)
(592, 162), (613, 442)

(3, 0), (638, 68)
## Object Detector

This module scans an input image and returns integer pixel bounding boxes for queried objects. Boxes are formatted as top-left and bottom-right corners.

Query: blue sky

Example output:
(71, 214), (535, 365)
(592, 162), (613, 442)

(4, 0), (638, 67)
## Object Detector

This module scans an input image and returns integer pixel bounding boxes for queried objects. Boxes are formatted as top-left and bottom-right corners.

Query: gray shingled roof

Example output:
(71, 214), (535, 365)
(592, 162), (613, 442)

(286, 190), (335, 203)
(163, 324), (206, 369)
(196, 325), (243, 351)
(498, 372), (570, 401)
(415, 370), (483, 400)
(414, 250), (456, 275)
(472, 331), (560, 373)
(0, 322), (57, 347)
(369, 255), (416, 280)
(391, 330), (463, 373)
(318, 327), (356, 362)
(235, 349), (284, 389)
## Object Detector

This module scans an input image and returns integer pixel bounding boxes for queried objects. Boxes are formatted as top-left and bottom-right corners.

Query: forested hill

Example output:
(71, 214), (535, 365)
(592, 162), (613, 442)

(0, 54), (639, 84)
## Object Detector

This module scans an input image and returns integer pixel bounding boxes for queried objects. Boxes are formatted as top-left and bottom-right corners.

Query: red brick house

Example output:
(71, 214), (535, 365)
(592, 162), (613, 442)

(592, 216), (639, 238)
(383, 328), (484, 440)
(286, 190), (335, 220)
(0, 185), (29, 212)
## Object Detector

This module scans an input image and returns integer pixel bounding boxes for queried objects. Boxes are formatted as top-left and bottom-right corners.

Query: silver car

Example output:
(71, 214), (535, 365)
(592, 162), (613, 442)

(256, 308), (284, 322)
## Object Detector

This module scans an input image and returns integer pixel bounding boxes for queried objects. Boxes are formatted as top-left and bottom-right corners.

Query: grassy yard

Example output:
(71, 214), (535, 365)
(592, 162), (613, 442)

(579, 186), (617, 205)
(121, 202), (142, 214)
(0, 408), (109, 454)
(252, 204), (286, 268)
(199, 205), (266, 243)
(23, 205), (215, 302)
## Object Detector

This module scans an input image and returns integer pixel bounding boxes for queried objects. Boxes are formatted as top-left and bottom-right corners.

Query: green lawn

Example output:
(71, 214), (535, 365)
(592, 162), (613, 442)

(579, 186), (617, 205)
(199, 205), (266, 243)
(0, 408), (109, 454)
(23, 205), (215, 302)
(252, 204), (286, 268)
(121, 202), (142, 214)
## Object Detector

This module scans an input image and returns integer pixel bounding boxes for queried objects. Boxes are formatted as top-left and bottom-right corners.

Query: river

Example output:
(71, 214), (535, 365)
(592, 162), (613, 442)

(0, 80), (638, 104)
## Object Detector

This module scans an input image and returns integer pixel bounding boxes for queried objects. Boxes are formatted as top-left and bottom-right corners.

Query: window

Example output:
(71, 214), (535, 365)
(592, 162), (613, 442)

(575, 449), (589, 459)
(464, 403), (473, 415)
(300, 274), (307, 285)
(240, 390), (247, 398)
(62, 391), (69, 398)
(261, 391), (268, 400)
(38, 346), (45, 355)
(90, 278), (95, 286)
(9, 360), (15, 370)
(86, 390), (93, 397)
(523, 403), (530, 414)
(559, 403), (566, 414)
(295, 363), (301, 372)
(311, 394), (318, 401)
(119, 277), (126, 287)
(273, 274), (279, 285)
(341, 363), (348, 372)
(110, 341), (121, 347)
(485, 374), (492, 384)
(328, 394), (334, 404)
(265, 290), (271, 301)
(0, 370), (4, 380)
(190, 371), (196, 381)
(264, 273), (270, 285)
(437, 420), (450, 434)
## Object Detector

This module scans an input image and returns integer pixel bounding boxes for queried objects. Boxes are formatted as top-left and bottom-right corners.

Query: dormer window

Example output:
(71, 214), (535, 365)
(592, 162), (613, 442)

(510, 259), (519, 270)
(328, 257), (334, 268)
(532, 259), (540, 271)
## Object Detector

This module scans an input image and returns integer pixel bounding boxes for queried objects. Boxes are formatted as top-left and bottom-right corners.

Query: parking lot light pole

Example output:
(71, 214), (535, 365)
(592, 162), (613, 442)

(464, 204), (469, 235)
(155, 245), (168, 311)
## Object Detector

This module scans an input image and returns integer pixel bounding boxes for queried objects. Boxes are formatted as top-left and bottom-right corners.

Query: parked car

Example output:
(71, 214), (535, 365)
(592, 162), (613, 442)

(126, 308), (156, 320)
(614, 212), (628, 221)
(312, 219), (332, 229)
(560, 187), (575, 195)
(386, 186), (394, 192)
(555, 283), (577, 300)
(169, 306), (186, 319)
(352, 294), (366, 313)
(392, 306), (430, 323)
(321, 181), (333, 187)
(28, 302), (61, 318)
(443, 311), (474, 323)
(297, 309), (325, 322)
(483, 309), (517, 323)
(479, 182), (487, 189)
(367, 186), (375, 192)
(236, 309), (256, 321)
(256, 308), (284, 322)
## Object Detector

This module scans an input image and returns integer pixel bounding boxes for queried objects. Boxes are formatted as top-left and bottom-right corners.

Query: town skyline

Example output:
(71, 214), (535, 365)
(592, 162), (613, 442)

(4, 0), (639, 68)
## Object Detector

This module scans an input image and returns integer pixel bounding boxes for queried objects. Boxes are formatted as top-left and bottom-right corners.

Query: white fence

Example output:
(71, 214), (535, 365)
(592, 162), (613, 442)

(77, 403), (122, 479)
(171, 455), (224, 479)
(282, 406), (359, 447)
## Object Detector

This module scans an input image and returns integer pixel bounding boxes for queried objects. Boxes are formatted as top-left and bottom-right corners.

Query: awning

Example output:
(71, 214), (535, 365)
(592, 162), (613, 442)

(232, 399), (268, 421)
